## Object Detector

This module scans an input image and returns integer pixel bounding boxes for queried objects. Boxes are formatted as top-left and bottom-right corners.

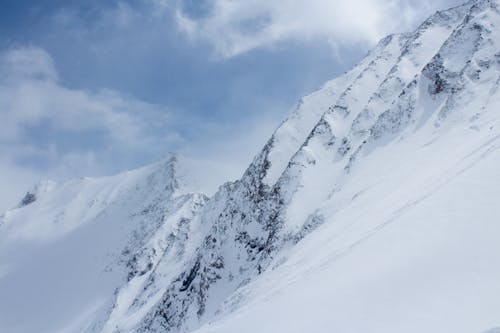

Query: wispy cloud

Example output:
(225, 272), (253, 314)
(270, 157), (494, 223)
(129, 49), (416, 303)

(174, 0), (455, 58)
(0, 46), (180, 210)
(0, 47), (178, 148)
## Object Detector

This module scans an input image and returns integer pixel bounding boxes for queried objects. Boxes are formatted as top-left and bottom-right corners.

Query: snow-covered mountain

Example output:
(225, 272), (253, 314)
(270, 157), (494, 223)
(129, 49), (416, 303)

(0, 156), (208, 332)
(1, 0), (500, 332)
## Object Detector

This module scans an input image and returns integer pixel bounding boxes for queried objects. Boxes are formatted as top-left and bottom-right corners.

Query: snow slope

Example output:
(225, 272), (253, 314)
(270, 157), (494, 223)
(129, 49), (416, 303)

(1, 0), (499, 332)
(194, 143), (500, 333)
(0, 156), (208, 332)
(189, 1), (500, 332)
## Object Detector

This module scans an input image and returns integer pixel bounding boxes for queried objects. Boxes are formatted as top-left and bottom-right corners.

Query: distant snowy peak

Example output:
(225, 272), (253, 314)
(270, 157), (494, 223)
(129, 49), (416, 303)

(0, 154), (210, 333)
(14, 155), (178, 205)
(14, 154), (197, 208)
(0, 154), (201, 243)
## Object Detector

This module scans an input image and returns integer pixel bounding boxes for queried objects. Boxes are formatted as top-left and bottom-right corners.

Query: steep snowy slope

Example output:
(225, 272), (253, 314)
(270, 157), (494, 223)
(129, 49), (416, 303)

(1, 0), (499, 332)
(189, 0), (500, 332)
(86, 12), (414, 333)
(194, 139), (500, 333)
(147, 0), (499, 331)
(0, 156), (208, 332)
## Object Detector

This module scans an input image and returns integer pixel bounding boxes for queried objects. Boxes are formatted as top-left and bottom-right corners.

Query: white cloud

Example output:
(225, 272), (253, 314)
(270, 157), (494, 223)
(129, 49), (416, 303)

(0, 47), (176, 148)
(1, 47), (58, 82)
(174, 0), (454, 58)
(0, 46), (180, 210)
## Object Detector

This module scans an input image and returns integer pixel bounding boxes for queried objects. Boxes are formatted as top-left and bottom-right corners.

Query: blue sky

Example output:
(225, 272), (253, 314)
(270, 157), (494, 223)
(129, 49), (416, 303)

(0, 0), (462, 210)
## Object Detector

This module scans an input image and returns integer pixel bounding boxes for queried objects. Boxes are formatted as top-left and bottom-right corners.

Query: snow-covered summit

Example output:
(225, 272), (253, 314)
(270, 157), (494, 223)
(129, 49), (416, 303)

(0, 155), (208, 332)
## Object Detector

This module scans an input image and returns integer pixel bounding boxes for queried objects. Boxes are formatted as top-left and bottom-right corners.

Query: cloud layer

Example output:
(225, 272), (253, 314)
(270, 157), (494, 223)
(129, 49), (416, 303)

(175, 0), (455, 58)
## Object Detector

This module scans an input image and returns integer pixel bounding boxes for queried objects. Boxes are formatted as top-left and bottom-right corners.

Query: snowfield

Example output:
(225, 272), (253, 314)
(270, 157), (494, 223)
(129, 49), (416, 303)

(1, 0), (499, 332)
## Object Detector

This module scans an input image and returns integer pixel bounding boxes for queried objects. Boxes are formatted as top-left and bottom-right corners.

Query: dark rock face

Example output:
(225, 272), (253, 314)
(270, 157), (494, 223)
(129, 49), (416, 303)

(19, 192), (36, 207)
(136, 152), (288, 332)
